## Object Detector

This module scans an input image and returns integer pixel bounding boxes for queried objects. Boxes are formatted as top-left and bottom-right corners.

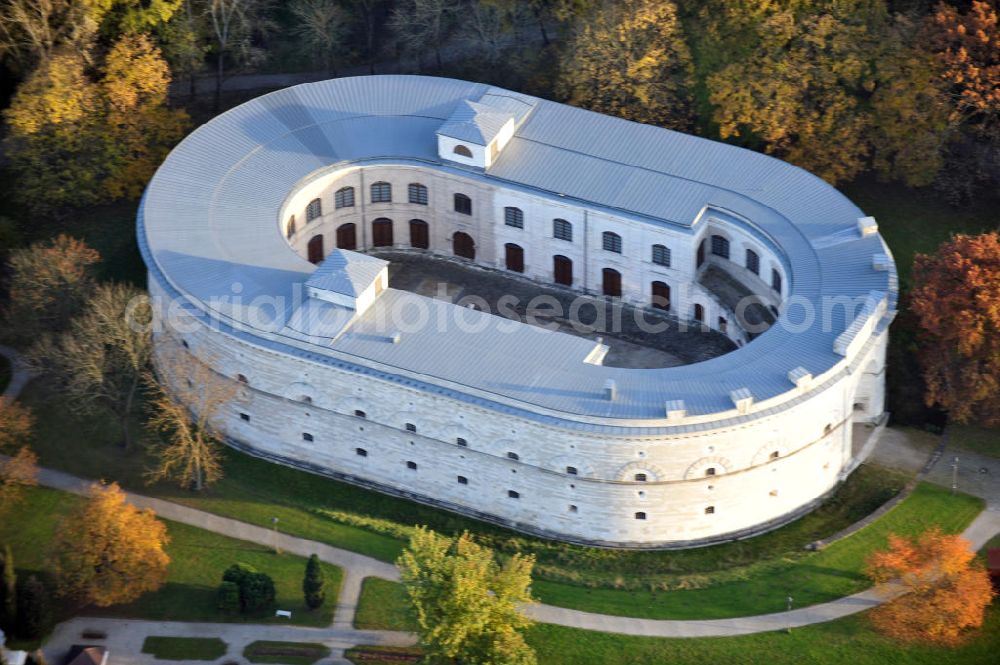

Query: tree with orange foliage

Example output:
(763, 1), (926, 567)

(0, 399), (38, 514)
(866, 527), (995, 645)
(910, 232), (1000, 427)
(925, 0), (1000, 141)
(53, 482), (170, 607)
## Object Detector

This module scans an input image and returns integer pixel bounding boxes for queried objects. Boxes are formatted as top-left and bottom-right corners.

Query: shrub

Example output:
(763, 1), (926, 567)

(16, 575), (50, 640)
(302, 554), (325, 610)
(221, 563), (274, 614)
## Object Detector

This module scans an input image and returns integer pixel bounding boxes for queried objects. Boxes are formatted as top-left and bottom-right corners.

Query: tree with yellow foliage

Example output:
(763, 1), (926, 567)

(0, 399), (38, 515)
(866, 527), (995, 645)
(398, 527), (537, 665)
(709, 0), (886, 184)
(53, 482), (170, 607)
(557, 0), (693, 130)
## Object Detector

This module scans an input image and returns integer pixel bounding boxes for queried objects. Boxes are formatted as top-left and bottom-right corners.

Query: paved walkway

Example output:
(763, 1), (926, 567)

(3, 346), (999, 653)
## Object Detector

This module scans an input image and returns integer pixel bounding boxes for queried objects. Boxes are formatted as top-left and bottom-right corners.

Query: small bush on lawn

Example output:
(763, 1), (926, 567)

(222, 563), (276, 614)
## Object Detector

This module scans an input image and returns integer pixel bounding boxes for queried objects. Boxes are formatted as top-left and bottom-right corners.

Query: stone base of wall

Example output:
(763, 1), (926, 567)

(224, 434), (848, 551)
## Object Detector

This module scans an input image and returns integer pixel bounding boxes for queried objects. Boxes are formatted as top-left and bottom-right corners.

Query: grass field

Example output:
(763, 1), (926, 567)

(353, 578), (417, 631)
(141, 636), (228, 661)
(0, 487), (343, 628)
(950, 426), (1000, 457)
(20, 377), (924, 594)
(243, 640), (331, 665)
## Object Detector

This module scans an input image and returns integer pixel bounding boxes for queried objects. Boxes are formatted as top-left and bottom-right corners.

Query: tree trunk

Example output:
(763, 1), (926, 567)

(215, 52), (224, 112)
(535, 9), (550, 45)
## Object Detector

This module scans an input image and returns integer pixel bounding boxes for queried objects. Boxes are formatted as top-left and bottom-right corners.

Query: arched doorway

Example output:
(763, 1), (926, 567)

(602, 268), (621, 297)
(553, 255), (572, 286)
(372, 218), (393, 247)
(505, 243), (524, 273)
(336, 223), (356, 250)
(307, 234), (324, 264)
(453, 232), (475, 259)
(651, 281), (670, 310)
(409, 219), (429, 249)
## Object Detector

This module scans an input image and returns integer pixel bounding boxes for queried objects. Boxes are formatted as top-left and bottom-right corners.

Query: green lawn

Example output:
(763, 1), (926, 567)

(0, 487), (342, 628)
(141, 636), (228, 661)
(354, 482), (981, 622)
(243, 640), (331, 665)
(20, 377), (920, 592)
(354, 578), (417, 631)
(950, 426), (1000, 458)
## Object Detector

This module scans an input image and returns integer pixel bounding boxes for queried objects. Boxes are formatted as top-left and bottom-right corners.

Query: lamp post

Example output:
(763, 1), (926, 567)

(952, 456), (959, 495)
(786, 595), (794, 634)
(272, 517), (281, 554)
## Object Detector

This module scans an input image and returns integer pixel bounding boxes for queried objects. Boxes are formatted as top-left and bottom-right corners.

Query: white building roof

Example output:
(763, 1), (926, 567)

(437, 99), (514, 145)
(138, 75), (897, 428)
(305, 249), (386, 297)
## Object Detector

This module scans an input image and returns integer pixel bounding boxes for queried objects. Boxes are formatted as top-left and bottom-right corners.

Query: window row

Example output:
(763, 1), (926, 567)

(703, 234), (783, 294)
(302, 183), (472, 214)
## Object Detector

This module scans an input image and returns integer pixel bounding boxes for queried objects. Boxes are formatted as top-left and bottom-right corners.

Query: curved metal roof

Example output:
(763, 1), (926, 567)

(139, 75), (897, 426)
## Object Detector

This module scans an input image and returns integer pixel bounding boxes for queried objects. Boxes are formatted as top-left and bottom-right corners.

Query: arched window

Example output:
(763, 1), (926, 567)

(370, 181), (392, 203)
(307, 234), (324, 264)
(634, 473), (647, 482)
(711, 235), (730, 259)
(336, 223), (357, 250)
(354, 410), (366, 418)
(504, 207), (524, 228)
(553, 255), (573, 286)
(335, 186), (355, 209)
(454, 193), (472, 215)
(409, 219), (429, 249)
(693, 303), (705, 322)
(504, 243), (524, 273)
(746, 248), (760, 275)
(772, 268), (782, 294)
(651, 244), (671, 267)
(566, 466), (578, 475)
(507, 452), (520, 461)
(408, 183), (428, 205)
(553, 218), (572, 241)
(705, 506), (715, 514)
(286, 215), (296, 239)
(602, 268), (621, 297)
(602, 231), (622, 253)
(372, 218), (393, 247)
(237, 374), (248, 384)
(635, 512), (647, 520)
(651, 281), (670, 310)
(306, 198), (322, 222)
(453, 144), (473, 158)
(705, 467), (716, 477)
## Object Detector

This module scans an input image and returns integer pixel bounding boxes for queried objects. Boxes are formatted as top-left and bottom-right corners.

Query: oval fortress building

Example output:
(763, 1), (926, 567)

(139, 76), (897, 548)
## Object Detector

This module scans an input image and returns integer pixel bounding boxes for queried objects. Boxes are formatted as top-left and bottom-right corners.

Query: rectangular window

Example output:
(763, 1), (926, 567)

(408, 183), (428, 205)
(711, 235), (730, 259)
(602, 232), (622, 253)
(456, 437), (468, 447)
(306, 198), (322, 222)
(454, 194), (472, 215)
(504, 207), (524, 228)
(302, 433), (314, 442)
(371, 182), (392, 203)
(508, 490), (520, 499)
(356, 448), (368, 457)
(405, 423), (417, 433)
(566, 466), (578, 475)
(746, 249), (760, 275)
(553, 219), (573, 241)
(772, 269), (782, 294)
(705, 506), (715, 514)
(406, 461), (417, 470)
(239, 413), (250, 422)
(652, 244), (671, 267)
(457, 475), (468, 485)
(334, 187), (355, 209)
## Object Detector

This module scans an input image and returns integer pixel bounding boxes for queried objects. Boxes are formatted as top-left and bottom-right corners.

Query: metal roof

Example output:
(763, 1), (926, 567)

(138, 75), (897, 427)
(437, 99), (514, 145)
(306, 249), (386, 297)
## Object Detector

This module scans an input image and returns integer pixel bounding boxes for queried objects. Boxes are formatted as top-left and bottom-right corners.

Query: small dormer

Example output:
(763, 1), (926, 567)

(305, 249), (388, 319)
(437, 100), (515, 169)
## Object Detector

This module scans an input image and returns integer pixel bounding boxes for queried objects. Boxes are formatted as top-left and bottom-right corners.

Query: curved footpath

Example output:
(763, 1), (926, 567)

(2, 346), (999, 661)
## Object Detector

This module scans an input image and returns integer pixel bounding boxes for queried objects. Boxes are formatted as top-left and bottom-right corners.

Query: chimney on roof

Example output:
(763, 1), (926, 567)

(604, 379), (617, 401)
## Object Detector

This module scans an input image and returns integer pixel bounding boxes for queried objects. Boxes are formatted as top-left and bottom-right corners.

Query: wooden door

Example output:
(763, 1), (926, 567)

(409, 219), (429, 249)
(372, 218), (393, 247)
(651, 281), (670, 310)
(307, 234), (324, 264)
(336, 223), (356, 250)
(553, 255), (572, 286)
(602, 268), (621, 297)
(453, 232), (475, 259)
(505, 243), (524, 273)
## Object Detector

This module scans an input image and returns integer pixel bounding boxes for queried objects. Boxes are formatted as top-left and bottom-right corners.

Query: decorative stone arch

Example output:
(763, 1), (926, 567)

(282, 381), (317, 405)
(335, 395), (371, 420)
(547, 454), (594, 478)
(751, 443), (785, 466)
(617, 460), (666, 482)
(440, 424), (476, 447)
(493, 438), (520, 461)
(683, 456), (733, 480)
